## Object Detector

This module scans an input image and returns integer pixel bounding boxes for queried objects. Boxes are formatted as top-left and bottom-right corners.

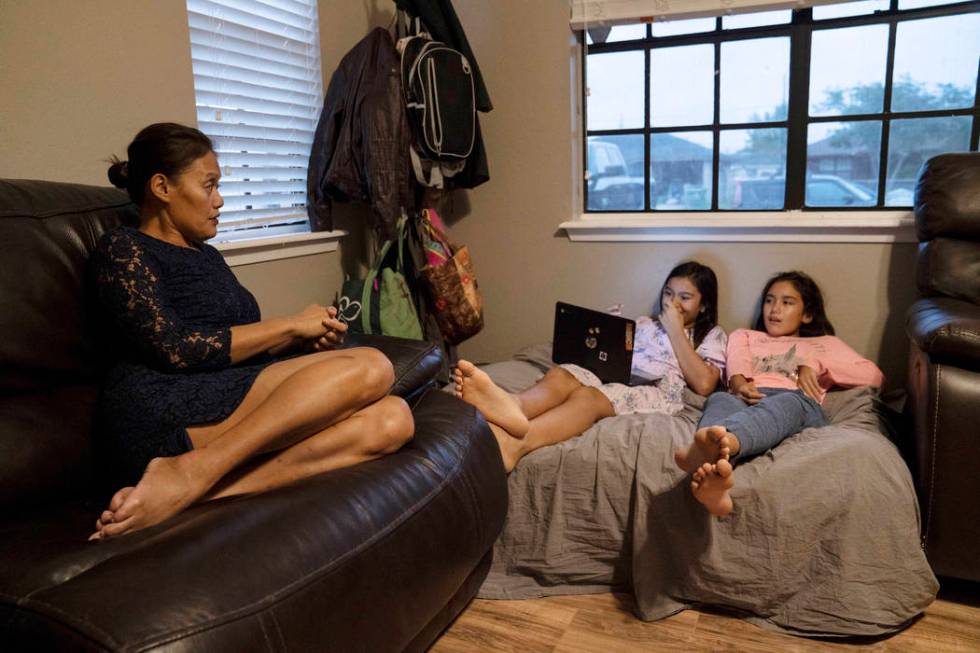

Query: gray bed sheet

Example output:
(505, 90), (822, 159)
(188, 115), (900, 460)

(475, 344), (938, 637)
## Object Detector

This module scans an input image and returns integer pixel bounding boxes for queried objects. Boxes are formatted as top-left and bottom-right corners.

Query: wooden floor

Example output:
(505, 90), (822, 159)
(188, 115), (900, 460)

(430, 584), (980, 653)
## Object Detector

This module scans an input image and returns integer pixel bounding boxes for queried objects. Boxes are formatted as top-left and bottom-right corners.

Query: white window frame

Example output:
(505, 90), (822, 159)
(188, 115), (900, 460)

(558, 211), (915, 242)
(213, 230), (342, 267)
(186, 0), (344, 259)
(570, 1), (863, 28)
(563, 1), (978, 243)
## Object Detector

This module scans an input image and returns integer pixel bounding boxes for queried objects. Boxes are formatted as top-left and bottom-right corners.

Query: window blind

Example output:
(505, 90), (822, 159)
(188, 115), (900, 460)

(570, 0), (864, 28)
(186, 0), (323, 242)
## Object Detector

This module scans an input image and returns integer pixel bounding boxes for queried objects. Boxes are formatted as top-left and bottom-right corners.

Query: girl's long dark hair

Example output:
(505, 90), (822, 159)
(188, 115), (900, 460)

(753, 270), (835, 337)
(659, 261), (719, 348)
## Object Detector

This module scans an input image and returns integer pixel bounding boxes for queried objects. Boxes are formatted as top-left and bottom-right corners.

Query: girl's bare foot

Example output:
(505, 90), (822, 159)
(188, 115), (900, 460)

(89, 453), (213, 541)
(674, 425), (739, 473)
(453, 360), (529, 438)
(487, 422), (525, 473)
(691, 459), (735, 517)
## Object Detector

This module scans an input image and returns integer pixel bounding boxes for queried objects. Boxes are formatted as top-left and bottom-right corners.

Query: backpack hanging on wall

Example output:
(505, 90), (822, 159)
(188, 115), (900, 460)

(396, 12), (476, 188)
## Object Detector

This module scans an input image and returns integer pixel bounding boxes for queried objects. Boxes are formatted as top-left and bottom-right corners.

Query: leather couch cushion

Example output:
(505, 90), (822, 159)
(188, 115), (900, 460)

(0, 390), (507, 652)
(914, 153), (980, 241)
(915, 238), (980, 305)
(0, 385), (99, 517)
(906, 297), (980, 369)
(0, 179), (133, 393)
(343, 334), (443, 399)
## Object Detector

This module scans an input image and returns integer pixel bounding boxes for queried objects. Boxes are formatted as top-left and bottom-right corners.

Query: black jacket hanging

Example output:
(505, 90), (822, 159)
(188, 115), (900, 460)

(307, 28), (414, 238)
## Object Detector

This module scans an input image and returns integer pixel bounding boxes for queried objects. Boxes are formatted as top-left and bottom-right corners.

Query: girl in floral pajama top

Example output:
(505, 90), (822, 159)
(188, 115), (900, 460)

(451, 261), (727, 473)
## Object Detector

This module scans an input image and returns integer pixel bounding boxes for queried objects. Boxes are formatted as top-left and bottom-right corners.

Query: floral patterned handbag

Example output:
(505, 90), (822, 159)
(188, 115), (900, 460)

(417, 208), (484, 345)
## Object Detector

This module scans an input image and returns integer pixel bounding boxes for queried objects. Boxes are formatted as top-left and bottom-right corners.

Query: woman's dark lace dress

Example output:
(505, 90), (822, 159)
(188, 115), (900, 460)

(91, 227), (274, 486)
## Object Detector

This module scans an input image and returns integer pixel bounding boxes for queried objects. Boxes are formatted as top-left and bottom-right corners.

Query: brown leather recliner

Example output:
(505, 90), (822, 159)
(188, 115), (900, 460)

(0, 178), (507, 651)
(906, 152), (980, 583)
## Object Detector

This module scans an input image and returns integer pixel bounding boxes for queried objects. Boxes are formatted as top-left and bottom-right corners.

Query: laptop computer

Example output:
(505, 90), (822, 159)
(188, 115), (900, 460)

(552, 302), (636, 384)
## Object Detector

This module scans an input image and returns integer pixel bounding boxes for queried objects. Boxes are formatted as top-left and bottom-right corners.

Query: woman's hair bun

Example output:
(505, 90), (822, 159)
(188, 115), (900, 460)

(107, 157), (129, 189)
(109, 124), (212, 204)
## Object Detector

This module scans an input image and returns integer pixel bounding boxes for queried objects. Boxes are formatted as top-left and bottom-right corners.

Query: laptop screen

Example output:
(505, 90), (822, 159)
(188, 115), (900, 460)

(552, 302), (636, 384)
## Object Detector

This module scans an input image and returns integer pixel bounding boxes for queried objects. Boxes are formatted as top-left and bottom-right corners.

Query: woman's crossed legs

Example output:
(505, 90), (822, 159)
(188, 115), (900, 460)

(92, 347), (413, 540)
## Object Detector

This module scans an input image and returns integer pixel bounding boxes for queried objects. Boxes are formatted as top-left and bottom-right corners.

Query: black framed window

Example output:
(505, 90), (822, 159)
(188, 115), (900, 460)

(582, 1), (980, 213)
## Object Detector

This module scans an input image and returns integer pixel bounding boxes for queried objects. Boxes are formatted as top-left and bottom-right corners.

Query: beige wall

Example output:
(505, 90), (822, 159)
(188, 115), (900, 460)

(0, 0), (343, 320)
(0, 1), (197, 184)
(442, 0), (915, 390)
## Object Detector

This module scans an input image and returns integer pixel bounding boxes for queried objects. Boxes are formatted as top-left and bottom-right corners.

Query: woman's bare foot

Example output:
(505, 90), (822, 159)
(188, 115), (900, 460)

(674, 425), (740, 473)
(453, 360), (529, 438)
(88, 453), (213, 541)
(691, 459), (735, 517)
(487, 422), (525, 473)
(90, 487), (134, 538)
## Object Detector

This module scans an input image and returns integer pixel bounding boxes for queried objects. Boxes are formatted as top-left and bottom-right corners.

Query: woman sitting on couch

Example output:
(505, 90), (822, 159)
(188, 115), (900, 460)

(88, 123), (414, 541)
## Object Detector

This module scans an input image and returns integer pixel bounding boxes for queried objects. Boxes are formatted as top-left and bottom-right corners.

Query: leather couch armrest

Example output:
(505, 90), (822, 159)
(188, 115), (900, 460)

(906, 297), (980, 370)
(916, 238), (980, 306)
(914, 153), (980, 241)
(341, 335), (443, 398)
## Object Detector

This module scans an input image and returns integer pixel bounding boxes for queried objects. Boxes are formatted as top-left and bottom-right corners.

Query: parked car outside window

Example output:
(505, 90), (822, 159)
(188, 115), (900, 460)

(587, 139), (645, 210)
(731, 174), (876, 209)
(805, 175), (876, 207)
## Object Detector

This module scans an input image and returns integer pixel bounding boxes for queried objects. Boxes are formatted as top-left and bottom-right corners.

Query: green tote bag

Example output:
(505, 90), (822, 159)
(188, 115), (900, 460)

(338, 221), (424, 340)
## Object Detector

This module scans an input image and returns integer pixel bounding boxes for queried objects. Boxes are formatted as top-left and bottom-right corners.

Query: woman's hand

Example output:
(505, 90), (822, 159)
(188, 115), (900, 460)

(233, 305), (346, 363)
(309, 306), (347, 351)
(730, 374), (765, 405)
(796, 365), (821, 401)
(267, 306), (347, 356)
(658, 300), (685, 337)
(290, 304), (334, 340)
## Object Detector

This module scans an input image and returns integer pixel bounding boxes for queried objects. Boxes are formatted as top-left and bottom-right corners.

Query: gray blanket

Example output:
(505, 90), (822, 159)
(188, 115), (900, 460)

(475, 344), (938, 637)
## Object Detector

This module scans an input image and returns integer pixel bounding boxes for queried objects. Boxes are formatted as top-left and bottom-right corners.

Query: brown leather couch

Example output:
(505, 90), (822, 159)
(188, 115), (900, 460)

(906, 152), (980, 583)
(0, 178), (507, 651)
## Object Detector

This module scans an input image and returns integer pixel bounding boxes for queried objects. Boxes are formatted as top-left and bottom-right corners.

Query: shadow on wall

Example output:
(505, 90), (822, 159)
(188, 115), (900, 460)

(881, 242), (917, 395)
(363, 0), (391, 27)
(432, 190), (472, 229)
(332, 203), (376, 280)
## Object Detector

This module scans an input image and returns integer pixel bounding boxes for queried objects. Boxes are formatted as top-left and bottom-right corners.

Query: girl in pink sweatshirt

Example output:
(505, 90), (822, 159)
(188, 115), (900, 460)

(674, 271), (884, 517)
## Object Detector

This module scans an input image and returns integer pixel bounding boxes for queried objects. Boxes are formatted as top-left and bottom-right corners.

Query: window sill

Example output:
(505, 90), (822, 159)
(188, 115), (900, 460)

(214, 230), (347, 267)
(559, 210), (916, 243)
